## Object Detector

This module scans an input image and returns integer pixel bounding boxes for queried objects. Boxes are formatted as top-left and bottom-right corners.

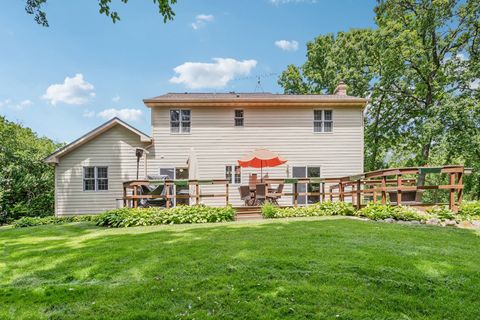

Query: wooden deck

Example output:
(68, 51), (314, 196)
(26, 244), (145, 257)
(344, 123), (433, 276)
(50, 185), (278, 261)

(123, 165), (470, 213)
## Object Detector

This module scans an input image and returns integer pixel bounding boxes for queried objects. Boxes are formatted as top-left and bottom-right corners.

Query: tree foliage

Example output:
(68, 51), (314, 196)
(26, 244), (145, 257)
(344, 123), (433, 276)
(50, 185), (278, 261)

(279, 0), (480, 199)
(0, 116), (62, 223)
(25, 0), (177, 27)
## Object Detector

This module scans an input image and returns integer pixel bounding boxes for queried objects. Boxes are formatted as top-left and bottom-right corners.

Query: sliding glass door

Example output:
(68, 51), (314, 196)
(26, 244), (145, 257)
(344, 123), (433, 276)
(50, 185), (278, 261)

(292, 166), (321, 206)
(160, 167), (189, 206)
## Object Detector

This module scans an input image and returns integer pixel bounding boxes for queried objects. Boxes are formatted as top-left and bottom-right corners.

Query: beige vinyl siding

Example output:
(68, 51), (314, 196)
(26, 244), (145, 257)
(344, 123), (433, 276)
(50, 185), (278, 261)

(55, 125), (148, 216)
(148, 105), (364, 207)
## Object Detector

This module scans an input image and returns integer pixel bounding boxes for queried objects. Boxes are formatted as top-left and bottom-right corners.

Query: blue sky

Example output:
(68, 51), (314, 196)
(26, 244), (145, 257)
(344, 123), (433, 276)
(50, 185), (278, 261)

(0, 0), (376, 142)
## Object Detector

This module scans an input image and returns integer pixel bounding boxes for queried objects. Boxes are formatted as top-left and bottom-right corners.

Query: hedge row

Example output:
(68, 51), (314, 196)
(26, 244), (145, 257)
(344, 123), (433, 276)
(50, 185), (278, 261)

(13, 215), (97, 228)
(10, 201), (480, 228)
(96, 205), (235, 228)
(261, 201), (480, 222)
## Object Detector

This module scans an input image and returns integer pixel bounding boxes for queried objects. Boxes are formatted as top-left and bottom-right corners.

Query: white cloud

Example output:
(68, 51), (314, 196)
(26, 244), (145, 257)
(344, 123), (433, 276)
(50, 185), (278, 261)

(275, 40), (299, 51)
(0, 98), (33, 110)
(470, 79), (480, 90)
(191, 14), (214, 30)
(170, 58), (257, 89)
(83, 109), (95, 118)
(42, 74), (95, 105)
(112, 95), (121, 103)
(97, 108), (143, 121)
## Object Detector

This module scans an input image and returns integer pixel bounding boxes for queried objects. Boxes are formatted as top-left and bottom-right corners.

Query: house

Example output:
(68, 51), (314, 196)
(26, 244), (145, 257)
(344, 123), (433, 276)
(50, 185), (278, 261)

(45, 82), (368, 216)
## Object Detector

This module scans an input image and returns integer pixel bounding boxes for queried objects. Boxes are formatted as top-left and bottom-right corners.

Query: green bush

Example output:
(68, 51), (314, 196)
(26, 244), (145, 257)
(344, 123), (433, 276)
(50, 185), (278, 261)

(358, 204), (426, 221)
(459, 201), (480, 218)
(425, 206), (455, 220)
(13, 215), (96, 228)
(96, 205), (236, 228)
(261, 201), (355, 219)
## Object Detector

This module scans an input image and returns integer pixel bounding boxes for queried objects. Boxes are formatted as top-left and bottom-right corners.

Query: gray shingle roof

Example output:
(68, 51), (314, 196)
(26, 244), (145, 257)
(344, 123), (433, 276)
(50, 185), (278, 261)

(144, 92), (367, 103)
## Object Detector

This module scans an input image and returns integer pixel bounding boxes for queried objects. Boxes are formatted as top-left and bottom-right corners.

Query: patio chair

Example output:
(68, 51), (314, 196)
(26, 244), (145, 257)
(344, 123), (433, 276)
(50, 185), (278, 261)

(267, 184), (284, 205)
(255, 184), (266, 205)
(239, 185), (254, 206)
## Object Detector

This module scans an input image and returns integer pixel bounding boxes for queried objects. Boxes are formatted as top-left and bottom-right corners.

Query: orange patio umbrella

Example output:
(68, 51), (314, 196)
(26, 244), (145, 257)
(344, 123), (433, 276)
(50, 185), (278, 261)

(238, 148), (287, 179)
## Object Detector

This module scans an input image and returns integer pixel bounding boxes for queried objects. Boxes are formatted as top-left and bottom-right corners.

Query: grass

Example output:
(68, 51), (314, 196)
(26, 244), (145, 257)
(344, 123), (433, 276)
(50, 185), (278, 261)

(1, 217), (479, 319)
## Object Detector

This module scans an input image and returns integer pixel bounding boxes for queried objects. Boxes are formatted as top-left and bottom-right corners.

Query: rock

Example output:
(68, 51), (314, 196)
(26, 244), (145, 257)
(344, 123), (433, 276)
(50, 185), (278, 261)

(426, 218), (441, 225)
(410, 220), (420, 225)
(397, 220), (409, 225)
(444, 219), (457, 227)
(471, 220), (480, 228)
(457, 221), (473, 229)
(384, 218), (395, 223)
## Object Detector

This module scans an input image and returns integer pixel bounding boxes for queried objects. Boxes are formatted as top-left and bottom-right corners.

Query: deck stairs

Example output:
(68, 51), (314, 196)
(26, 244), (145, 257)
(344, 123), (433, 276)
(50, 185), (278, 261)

(234, 206), (263, 221)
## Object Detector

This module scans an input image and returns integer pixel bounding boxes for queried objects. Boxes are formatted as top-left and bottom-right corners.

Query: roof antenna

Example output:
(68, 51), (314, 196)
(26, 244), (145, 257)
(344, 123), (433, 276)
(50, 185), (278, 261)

(254, 76), (264, 93)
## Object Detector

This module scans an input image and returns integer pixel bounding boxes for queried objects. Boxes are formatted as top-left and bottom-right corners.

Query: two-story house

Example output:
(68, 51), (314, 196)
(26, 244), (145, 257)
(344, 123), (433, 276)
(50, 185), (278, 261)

(45, 82), (368, 216)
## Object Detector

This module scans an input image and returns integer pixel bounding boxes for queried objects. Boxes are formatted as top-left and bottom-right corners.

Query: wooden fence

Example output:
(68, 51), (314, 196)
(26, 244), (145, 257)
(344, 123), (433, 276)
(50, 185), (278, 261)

(123, 165), (468, 212)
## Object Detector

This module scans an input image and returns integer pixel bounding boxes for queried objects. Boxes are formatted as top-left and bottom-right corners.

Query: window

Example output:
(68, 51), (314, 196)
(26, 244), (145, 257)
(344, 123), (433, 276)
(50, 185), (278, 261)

(314, 110), (333, 133)
(225, 165), (241, 184)
(83, 166), (108, 191)
(234, 109), (244, 127)
(170, 109), (191, 134)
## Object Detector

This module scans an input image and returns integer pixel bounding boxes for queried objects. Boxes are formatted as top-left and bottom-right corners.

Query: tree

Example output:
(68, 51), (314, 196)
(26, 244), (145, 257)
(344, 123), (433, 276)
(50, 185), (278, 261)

(0, 116), (62, 223)
(279, 0), (480, 199)
(25, 0), (177, 27)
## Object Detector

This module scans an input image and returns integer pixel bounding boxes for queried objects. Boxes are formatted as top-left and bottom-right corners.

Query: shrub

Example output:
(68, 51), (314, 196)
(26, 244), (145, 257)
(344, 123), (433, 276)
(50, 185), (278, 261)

(261, 201), (355, 219)
(459, 201), (480, 218)
(425, 206), (455, 220)
(358, 204), (426, 221)
(13, 215), (96, 228)
(96, 205), (235, 228)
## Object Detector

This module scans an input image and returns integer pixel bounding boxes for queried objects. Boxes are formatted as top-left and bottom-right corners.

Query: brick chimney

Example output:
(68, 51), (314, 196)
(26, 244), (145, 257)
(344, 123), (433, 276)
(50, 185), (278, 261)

(334, 80), (348, 96)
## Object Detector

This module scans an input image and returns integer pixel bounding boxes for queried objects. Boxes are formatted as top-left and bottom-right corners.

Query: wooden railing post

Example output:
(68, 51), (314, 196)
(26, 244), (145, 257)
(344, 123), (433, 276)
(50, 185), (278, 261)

(123, 185), (127, 208)
(133, 185), (138, 208)
(329, 186), (333, 201)
(339, 182), (344, 202)
(449, 172), (455, 211)
(195, 182), (200, 205)
(381, 176), (387, 205)
(225, 182), (229, 206)
(356, 180), (361, 209)
(321, 182), (326, 203)
(166, 182), (171, 209)
(293, 182), (298, 207)
(457, 172), (463, 207)
(397, 174), (402, 206)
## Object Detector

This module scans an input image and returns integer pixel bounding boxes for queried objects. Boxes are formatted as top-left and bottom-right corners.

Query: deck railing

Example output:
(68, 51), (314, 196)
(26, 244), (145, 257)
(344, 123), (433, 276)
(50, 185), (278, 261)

(123, 165), (469, 212)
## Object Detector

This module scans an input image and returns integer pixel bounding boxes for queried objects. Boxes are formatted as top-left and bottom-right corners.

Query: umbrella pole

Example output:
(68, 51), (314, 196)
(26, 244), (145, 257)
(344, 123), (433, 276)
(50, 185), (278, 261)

(261, 161), (263, 182)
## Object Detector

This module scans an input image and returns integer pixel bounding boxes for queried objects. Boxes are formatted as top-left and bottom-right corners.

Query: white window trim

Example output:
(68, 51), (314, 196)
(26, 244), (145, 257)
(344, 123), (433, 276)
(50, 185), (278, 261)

(234, 109), (244, 127)
(83, 166), (109, 192)
(225, 165), (242, 185)
(170, 109), (191, 135)
(313, 109), (334, 134)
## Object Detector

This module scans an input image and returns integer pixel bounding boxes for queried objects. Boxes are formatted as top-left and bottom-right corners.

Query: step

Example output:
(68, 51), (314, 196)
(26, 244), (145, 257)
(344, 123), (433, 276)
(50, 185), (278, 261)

(236, 213), (263, 221)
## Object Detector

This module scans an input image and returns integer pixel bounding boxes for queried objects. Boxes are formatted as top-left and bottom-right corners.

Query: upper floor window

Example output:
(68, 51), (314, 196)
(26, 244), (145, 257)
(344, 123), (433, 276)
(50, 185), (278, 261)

(234, 109), (244, 127)
(83, 166), (108, 191)
(314, 110), (333, 133)
(170, 109), (191, 134)
(225, 165), (241, 184)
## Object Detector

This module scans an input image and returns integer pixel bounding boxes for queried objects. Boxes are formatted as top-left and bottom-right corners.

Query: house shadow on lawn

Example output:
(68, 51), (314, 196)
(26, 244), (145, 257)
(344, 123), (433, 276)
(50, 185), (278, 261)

(1, 219), (480, 319)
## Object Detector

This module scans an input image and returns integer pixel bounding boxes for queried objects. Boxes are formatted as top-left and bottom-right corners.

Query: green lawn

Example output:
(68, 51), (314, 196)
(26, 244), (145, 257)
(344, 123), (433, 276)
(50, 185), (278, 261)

(1, 217), (479, 319)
